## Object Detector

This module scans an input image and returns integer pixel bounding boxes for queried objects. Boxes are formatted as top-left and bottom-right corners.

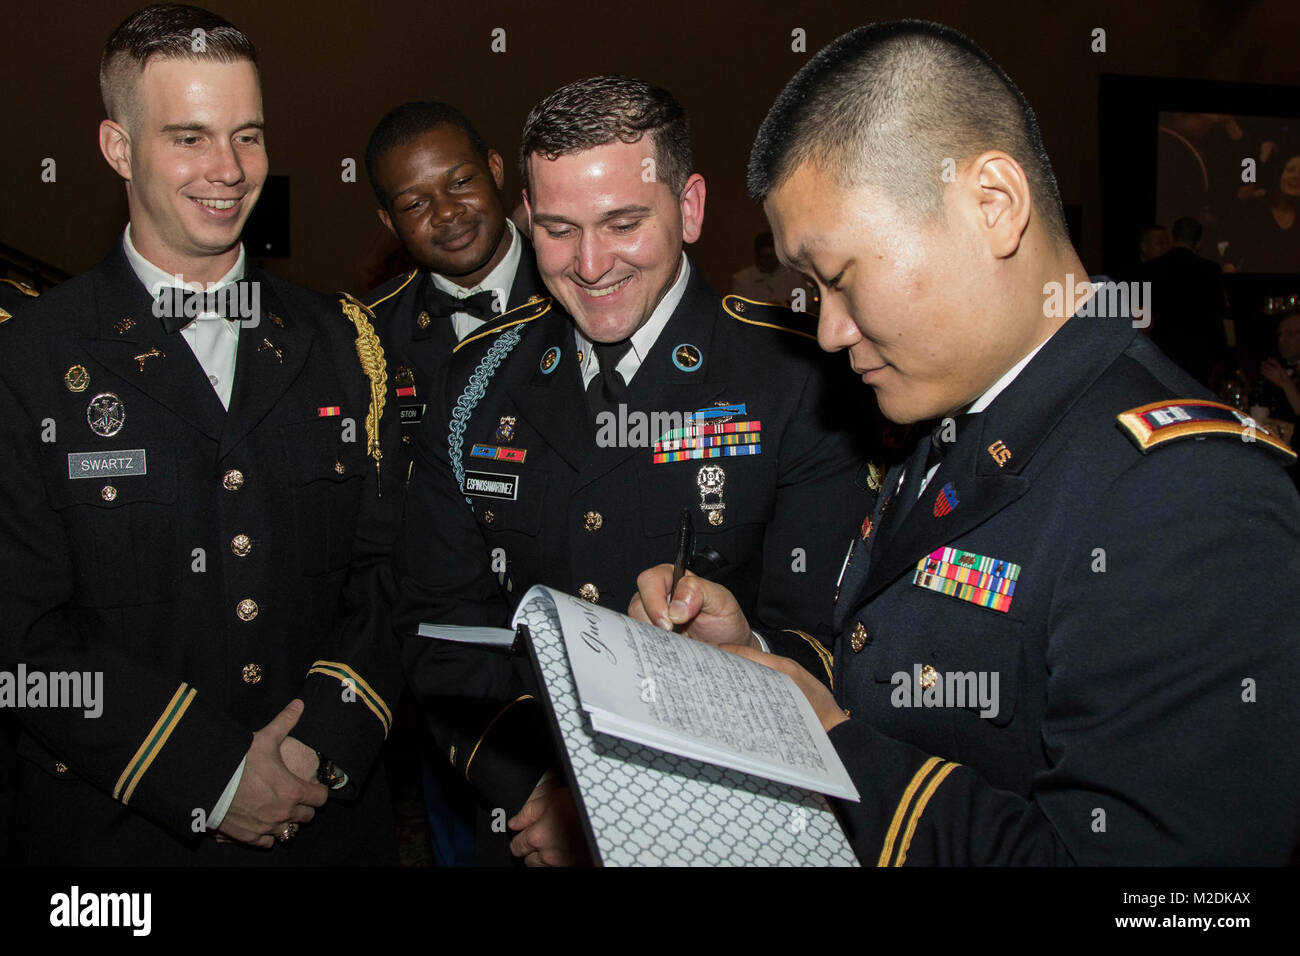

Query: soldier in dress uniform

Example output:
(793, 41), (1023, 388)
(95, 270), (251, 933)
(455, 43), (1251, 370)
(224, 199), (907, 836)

(0, 277), (38, 862)
(361, 102), (550, 468)
(632, 21), (1300, 866)
(394, 76), (875, 865)
(0, 4), (402, 864)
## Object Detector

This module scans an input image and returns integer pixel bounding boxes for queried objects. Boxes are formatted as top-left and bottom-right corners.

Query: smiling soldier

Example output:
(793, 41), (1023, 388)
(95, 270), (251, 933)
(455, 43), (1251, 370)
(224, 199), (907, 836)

(0, 3), (401, 864)
(394, 76), (876, 865)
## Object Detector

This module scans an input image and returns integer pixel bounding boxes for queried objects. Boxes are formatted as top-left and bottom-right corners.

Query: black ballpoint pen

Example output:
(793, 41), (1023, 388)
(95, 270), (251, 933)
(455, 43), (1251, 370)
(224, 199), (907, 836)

(669, 508), (694, 629)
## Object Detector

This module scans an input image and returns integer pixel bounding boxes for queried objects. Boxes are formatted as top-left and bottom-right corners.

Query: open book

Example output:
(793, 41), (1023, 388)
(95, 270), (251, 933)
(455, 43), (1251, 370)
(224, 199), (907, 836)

(422, 584), (859, 866)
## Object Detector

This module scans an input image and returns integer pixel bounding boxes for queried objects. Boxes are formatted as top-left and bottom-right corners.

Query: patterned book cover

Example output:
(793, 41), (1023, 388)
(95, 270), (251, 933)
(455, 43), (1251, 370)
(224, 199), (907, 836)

(515, 586), (859, 867)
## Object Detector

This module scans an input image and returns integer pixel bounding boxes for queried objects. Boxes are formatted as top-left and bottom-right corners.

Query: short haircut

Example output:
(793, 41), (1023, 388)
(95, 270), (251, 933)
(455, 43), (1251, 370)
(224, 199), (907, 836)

(100, 4), (257, 131)
(1172, 216), (1203, 245)
(365, 101), (493, 206)
(519, 76), (692, 196)
(747, 20), (1068, 242)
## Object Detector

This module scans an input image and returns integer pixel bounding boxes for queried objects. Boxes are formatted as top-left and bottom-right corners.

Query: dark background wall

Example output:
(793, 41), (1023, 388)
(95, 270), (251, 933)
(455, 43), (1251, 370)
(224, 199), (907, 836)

(5, 0), (1299, 294)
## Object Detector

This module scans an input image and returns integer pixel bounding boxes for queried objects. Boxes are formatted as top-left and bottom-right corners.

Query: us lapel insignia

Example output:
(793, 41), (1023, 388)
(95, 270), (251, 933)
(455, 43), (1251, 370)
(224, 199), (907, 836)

(134, 347), (165, 372)
(932, 481), (959, 517)
(912, 546), (1020, 613)
(258, 338), (283, 364)
(987, 440), (1012, 467)
(114, 316), (136, 335)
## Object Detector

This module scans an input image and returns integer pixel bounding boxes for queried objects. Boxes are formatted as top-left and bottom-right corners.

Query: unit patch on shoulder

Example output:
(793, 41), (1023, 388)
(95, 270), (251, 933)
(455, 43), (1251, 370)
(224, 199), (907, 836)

(1117, 399), (1297, 463)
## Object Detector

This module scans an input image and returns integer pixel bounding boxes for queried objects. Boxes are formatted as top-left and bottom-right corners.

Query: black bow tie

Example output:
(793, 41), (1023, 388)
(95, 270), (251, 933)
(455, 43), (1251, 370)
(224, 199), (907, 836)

(154, 282), (253, 334)
(425, 285), (501, 321)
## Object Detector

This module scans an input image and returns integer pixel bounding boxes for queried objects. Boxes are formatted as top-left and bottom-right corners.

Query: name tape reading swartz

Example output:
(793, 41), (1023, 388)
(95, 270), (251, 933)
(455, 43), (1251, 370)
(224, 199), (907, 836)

(67, 449), (147, 479)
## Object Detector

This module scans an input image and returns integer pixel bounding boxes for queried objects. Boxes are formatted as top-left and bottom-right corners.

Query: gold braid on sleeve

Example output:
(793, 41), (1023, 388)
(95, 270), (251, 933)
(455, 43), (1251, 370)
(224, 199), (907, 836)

(338, 292), (388, 495)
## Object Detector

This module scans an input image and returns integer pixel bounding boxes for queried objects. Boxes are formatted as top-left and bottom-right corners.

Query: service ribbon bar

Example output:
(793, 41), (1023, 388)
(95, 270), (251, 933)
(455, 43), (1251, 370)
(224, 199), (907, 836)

(653, 443), (762, 464)
(911, 546), (1020, 613)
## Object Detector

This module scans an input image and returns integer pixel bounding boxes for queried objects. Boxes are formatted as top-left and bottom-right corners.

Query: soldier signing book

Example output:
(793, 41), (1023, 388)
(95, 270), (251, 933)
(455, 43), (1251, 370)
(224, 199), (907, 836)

(632, 20), (1300, 866)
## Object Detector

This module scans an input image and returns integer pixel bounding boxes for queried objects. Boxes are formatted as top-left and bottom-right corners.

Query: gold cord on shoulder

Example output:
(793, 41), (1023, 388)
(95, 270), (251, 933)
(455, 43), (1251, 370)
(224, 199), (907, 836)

(338, 293), (388, 494)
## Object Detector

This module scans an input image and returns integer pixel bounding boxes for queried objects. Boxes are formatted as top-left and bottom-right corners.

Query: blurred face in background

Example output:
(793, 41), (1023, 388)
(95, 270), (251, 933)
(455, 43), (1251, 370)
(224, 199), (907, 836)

(1277, 314), (1300, 363)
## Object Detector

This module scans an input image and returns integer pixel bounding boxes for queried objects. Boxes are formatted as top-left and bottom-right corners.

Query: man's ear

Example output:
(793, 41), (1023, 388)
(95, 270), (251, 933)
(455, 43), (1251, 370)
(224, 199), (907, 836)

(99, 119), (132, 181)
(488, 149), (505, 192)
(679, 173), (707, 245)
(376, 205), (396, 239)
(967, 151), (1031, 259)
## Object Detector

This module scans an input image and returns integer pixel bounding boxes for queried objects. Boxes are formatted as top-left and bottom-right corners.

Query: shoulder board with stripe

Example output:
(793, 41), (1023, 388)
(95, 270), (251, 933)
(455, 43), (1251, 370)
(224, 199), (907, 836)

(453, 295), (552, 354)
(1117, 399), (1297, 463)
(0, 278), (39, 324)
(0, 278), (39, 297)
(364, 270), (418, 311)
(721, 294), (817, 342)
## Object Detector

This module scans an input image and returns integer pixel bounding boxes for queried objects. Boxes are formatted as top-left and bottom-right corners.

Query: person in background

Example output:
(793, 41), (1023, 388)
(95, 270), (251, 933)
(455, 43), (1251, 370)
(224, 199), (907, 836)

(730, 231), (809, 307)
(1144, 216), (1227, 385)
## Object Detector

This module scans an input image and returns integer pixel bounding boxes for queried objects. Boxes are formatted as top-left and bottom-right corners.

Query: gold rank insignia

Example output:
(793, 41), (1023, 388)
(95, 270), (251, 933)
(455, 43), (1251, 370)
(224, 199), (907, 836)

(64, 365), (89, 392)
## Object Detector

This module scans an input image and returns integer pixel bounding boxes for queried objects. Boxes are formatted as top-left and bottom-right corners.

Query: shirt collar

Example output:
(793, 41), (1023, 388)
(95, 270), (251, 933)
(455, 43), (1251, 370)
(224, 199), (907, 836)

(966, 335), (1053, 415)
(430, 218), (522, 301)
(122, 224), (245, 297)
(576, 252), (691, 384)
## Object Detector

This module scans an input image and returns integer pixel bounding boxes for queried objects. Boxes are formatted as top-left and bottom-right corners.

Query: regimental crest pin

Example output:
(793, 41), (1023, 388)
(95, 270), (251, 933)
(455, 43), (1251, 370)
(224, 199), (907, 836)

(64, 365), (89, 393)
(860, 513), (873, 540)
(933, 481), (959, 517)
(697, 463), (726, 526)
(86, 392), (125, 438)
(496, 415), (517, 444)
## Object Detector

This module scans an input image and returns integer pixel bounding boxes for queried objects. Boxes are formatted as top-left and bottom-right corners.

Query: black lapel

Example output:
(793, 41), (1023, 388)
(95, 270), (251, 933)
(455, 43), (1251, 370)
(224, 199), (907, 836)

(218, 268), (318, 458)
(577, 263), (727, 488)
(850, 312), (1135, 607)
(507, 239), (547, 309)
(79, 245), (225, 441)
(832, 457), (905, 633)
(501, 307), (591, 473)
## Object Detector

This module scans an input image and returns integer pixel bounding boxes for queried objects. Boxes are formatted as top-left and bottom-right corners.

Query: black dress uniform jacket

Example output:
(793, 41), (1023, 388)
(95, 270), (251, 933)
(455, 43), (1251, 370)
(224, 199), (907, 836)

(363, 238), (548, 463)
(766, 310), (1300, 865)
(395, 263), (873, 831)
(0, 245), (403, 865)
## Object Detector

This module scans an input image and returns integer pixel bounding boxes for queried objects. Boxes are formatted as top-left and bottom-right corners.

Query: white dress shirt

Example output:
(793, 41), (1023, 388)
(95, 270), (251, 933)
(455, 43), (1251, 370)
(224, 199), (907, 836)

(575, 252), (691, 389)
(123, 226), (244, 409)
(430, 219), (523, 341)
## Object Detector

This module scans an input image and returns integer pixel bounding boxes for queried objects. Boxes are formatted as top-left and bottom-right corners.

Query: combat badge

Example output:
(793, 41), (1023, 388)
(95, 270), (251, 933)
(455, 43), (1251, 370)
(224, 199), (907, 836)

(86, 392), (125, 438)
(697, 463), (726, 526)
(64, 365), (89, 393)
